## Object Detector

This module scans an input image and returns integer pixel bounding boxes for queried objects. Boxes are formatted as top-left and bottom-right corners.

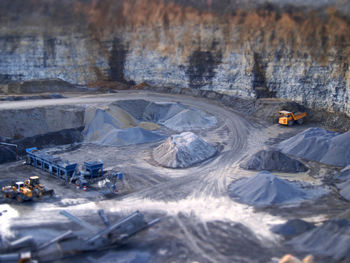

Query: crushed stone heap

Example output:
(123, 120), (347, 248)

(240, 149), (308, 173)
(153, 132), (217, 168)
(288, 219), (350, 260)
(83, 100), (218, 146)
(270, 219), (315, 237)
(116, 100), (217, 132)
(228, 171), (327, 206)
(0, 146), (17, 164)
(278, 128), (350, 167)
(335, 167), (350, 201)
(83, 106), (164, 146)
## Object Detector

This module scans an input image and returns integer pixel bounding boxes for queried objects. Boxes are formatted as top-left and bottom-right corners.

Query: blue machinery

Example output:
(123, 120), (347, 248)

(83, 161), (104, 179)
(26, 147), (78, 181)
(26, 147), (104, 182)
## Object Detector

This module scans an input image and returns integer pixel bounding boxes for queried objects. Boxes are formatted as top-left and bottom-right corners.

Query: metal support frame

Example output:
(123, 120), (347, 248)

(26, 148), (77, 181)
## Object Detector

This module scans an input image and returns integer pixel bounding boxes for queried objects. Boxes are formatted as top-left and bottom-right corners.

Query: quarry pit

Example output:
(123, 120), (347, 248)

(1, 1), (350, 263)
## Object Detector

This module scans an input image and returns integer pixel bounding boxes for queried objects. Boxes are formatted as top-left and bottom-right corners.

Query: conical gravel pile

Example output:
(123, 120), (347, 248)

(228, 171), (327, 206)
(240, 150), (308, 173)
(278, 128), (350, 167)
(153, 132), (217, 168)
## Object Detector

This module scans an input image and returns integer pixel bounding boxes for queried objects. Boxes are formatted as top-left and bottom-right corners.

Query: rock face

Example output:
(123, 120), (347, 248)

(153, 132), (217, 168)
(0, 1), (350, 116)
(240, 150), (308, 173)
(0, 105), (85, 139)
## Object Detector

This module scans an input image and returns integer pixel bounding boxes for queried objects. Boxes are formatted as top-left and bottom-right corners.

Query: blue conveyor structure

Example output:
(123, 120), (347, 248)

(26, 147), (78, 182)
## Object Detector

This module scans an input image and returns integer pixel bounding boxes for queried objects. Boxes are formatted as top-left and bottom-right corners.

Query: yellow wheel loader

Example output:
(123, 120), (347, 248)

(1, 182), (33, 202)
(24, 176), (54, 197)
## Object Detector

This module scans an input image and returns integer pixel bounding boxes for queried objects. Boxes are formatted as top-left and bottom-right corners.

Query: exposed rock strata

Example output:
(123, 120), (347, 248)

(0, 0), (349, 116)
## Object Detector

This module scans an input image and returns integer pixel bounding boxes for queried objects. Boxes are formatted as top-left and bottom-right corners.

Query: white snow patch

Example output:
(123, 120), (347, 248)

(103, 195), (284, 243)
(0, 204), (19, 239)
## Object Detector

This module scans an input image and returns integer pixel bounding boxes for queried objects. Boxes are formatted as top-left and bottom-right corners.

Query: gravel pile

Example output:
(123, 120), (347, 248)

(83, 100), (217, 147)
(270, 219), (315, 237)
(83, 107), (164, 146)
(162, 108), (217, 132)
(335, 167), (350, 201)
(278, 128), (350, 167)
(288, 219), (350, 260)
(115, 100), (217, 131)
(228, 171), (327, 206)
(240, 150), (308, 173)
(153, 132), (217, 168)
(0, 146), (17, 164)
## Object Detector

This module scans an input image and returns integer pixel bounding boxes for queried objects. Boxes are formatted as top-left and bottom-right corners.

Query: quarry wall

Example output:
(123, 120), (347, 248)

(0, 0), (349, 116)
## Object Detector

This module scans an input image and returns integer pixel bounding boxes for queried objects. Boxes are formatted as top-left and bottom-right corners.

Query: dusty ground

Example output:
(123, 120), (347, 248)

(0, 91), (349, 263)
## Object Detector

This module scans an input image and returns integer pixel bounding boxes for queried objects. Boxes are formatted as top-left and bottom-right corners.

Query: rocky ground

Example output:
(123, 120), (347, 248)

(0, 90), (349, 262)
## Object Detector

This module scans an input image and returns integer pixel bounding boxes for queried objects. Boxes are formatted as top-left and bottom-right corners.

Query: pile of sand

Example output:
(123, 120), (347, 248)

(153, 132), (217, 168)
(278, 128), (350, 167)
(288, 219), (350, 260)
(228, 171), (327, 206)
(240, 150), (308, 173)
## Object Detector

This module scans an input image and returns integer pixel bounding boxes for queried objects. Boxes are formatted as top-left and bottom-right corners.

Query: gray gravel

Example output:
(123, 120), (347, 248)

(240, 149), (308, 173)
(279, 128), (350, 167)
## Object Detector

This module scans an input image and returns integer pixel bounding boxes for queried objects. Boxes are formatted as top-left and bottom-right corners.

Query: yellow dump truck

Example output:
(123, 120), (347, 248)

(1, 182), (33, 202)
(278, 110), (307, 126)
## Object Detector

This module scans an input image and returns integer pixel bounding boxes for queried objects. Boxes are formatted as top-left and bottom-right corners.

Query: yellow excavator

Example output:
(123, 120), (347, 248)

(278, 110), (307, 126)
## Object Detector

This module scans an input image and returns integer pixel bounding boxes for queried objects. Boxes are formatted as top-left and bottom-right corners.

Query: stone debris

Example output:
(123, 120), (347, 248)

(0, 146), (16, 164)
(116, 100), (217, 131)
(278, 128), (350, 167)
(228, 171), (327, 206)
(84, 100), (217, 146)
(161, 108), (217, 132)
(153, 132), (217, 168)
(240, 150), (308, 173)
(270, 219), (315, 237)
(288, 219), (350, 260)
(334, 166), (350, 201)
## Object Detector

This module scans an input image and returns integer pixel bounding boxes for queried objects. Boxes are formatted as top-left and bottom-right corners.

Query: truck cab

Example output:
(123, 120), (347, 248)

(15, 182), (25, 192)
